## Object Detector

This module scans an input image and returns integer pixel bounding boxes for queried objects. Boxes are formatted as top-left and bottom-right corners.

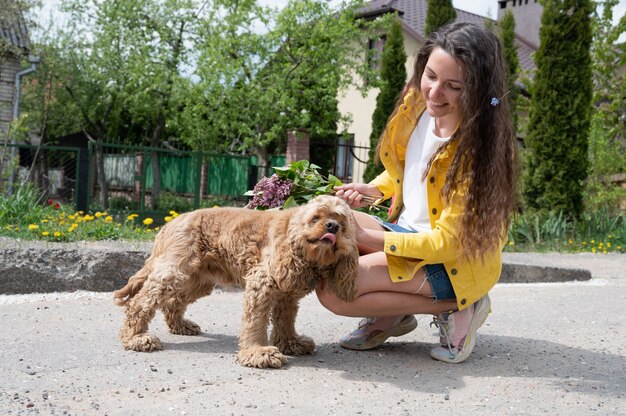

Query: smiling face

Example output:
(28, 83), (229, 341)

(420, 47), (465, 135)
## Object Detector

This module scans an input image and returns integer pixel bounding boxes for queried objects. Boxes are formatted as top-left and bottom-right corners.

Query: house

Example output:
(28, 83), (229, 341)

(1, 2), (38, 191)
(336, 0), (539, 183)
(497, 0), (543, 49)
(0, 3), (32, 140)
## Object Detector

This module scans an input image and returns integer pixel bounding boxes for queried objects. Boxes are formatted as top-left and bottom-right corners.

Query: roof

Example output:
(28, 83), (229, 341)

(357, 0), (536, 73)
(0, 3), (31, 52)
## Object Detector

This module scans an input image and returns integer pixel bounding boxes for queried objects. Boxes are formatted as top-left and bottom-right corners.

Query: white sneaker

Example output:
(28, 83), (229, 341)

(429, 295), (491, 363)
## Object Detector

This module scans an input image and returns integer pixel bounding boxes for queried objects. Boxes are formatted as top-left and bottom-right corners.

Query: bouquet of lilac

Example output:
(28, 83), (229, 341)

(245, 160), (343, 210)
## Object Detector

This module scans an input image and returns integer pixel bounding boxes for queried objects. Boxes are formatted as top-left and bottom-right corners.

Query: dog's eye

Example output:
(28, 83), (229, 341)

(310, 215), (320, 225)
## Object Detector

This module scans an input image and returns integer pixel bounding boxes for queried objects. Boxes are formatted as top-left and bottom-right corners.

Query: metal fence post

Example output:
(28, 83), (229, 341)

(75, 146), (89, 212)
(140, 147), (148, 211)
(193, 151), (201, 209)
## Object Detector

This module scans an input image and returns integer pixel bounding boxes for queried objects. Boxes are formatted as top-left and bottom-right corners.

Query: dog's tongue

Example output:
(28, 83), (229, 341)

(320, 233), (336, 245)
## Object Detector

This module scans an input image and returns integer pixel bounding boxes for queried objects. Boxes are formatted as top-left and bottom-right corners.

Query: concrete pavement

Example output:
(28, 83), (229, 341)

(0, 251), (624, 415)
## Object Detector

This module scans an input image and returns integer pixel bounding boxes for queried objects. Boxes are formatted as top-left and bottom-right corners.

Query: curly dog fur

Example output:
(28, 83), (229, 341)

(114, 195), (358, 368)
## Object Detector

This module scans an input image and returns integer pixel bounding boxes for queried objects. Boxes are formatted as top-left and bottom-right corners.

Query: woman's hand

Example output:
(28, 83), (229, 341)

(334, 183), (383, 209)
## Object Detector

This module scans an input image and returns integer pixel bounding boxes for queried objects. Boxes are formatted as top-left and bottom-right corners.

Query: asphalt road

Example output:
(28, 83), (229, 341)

(0, 253), (625, 415)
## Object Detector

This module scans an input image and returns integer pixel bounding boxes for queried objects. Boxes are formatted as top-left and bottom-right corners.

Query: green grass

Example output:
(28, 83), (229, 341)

(0, 185), (174, 242)
(506, 209), (624, 253)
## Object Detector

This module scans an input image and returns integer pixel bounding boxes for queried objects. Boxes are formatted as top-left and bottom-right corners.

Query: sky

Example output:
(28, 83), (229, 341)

(452, 0), (496, 17)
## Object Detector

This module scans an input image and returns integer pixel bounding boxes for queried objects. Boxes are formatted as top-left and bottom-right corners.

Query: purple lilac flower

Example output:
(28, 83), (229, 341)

(246, 174), (293, 209)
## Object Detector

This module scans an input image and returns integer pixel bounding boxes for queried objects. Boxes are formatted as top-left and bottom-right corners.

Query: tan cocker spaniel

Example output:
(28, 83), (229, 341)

(114, 195), (358, 368)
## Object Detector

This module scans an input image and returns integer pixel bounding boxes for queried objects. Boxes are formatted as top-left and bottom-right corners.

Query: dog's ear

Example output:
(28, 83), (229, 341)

(326, 242), (359, 302)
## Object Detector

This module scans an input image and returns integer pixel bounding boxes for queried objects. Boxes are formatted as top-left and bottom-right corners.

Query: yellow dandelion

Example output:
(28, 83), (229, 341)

(143, 218), (154, 226)
(42, 231), (50, 236)
(95, 212), (104, 218)
(617, 245), (622, 251)
(164, 216), (172, 222)
(607, 242), (611, 248)
(127, 214), (139, 221)
(69, 214), (76, 220)
(84, 215), (95, 221)
(154, 227), (160, 232)
(608, 234), (613, 239)
(42, 219), (49, 223)
(602, 250), (607, 254)
(69, 223), (78, 232)
(28, 224), (39, 231)
(568, 239), (573, 244)
(598, 242), (604, 248)
(591, 248), (596, 253)
(53, 231), (61, 237)
(104, 216), (113, 222)
(582, 241), (587, 246)
(508, 241), (514, 246)
(591, 239), (595, 244)
(169, 210), (177, 216)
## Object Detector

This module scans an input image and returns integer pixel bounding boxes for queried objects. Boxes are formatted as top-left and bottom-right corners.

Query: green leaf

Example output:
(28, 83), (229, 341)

(328, 174), (343, 186)
(283, 196), (298, 208)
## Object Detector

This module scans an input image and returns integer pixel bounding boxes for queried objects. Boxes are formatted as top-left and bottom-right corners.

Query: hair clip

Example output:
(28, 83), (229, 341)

(490, 90), (511, 107)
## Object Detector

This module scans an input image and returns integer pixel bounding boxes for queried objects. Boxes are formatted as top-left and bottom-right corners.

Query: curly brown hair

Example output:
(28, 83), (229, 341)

(382, 22), (518, 258)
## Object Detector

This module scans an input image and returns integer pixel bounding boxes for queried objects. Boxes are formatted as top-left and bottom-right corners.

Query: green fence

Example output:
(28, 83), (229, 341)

(2, 142), (288, 214)
(90, 142), (287, 212)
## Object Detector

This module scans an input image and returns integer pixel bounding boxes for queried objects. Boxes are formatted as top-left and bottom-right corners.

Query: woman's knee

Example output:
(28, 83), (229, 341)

(315, 288), (350, 316)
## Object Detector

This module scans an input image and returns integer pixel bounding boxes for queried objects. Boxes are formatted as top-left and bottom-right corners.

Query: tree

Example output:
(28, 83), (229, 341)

(27, 0), (200, 209)
(585, 0), (626, 213)
(362, 17), (406, 182)
(424, 0), (456, 36)
(498, 9), (520, 134)
(181, 0), (376, 172)
(21, 0), (378, 201)
(523, 0), (593, 217)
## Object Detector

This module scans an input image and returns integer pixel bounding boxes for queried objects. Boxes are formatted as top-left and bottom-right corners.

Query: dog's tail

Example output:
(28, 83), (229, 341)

(113, 211), (190, 307)
(113, 264), (151, 306)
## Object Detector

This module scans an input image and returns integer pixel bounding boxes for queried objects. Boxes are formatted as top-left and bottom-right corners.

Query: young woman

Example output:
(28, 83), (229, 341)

(316, 22), (517, 363)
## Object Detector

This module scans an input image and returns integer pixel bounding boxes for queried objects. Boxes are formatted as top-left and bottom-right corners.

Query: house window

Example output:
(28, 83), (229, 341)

(335, 135), (355, 182)
(368, 35), (386, 71)
(499, 1), (507, 9)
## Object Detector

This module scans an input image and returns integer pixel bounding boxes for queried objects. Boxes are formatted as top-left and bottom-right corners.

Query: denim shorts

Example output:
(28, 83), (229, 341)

(380, 221), (456, 301)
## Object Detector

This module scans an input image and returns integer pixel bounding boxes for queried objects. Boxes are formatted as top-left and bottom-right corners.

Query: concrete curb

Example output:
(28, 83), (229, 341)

(500, 262), (591, 283)
(0, 238), (599, 295)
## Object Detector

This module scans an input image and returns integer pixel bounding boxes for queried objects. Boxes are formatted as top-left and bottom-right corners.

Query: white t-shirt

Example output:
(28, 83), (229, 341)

(396, 113), (451, 232)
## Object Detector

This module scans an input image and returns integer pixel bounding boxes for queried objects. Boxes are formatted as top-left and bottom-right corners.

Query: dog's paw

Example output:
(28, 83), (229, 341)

(274, 335), (315, 356)
(237, 346), (288, 369)
(168, 319), (201, 336)
(123, 334), (163, 352)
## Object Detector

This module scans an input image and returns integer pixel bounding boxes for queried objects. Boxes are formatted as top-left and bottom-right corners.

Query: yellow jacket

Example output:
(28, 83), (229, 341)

(370, 89), (504, 310)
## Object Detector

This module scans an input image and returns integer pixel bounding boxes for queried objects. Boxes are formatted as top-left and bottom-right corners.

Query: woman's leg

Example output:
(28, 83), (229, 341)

(316, 251), (457, 317)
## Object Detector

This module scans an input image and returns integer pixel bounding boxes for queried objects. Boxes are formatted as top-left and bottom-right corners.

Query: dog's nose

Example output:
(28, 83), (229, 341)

(325, 220), (339, 234)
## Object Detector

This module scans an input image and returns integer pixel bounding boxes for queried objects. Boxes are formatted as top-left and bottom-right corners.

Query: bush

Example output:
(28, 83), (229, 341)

(507, 209), (624, 253)
(155, 192), (194, 214)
